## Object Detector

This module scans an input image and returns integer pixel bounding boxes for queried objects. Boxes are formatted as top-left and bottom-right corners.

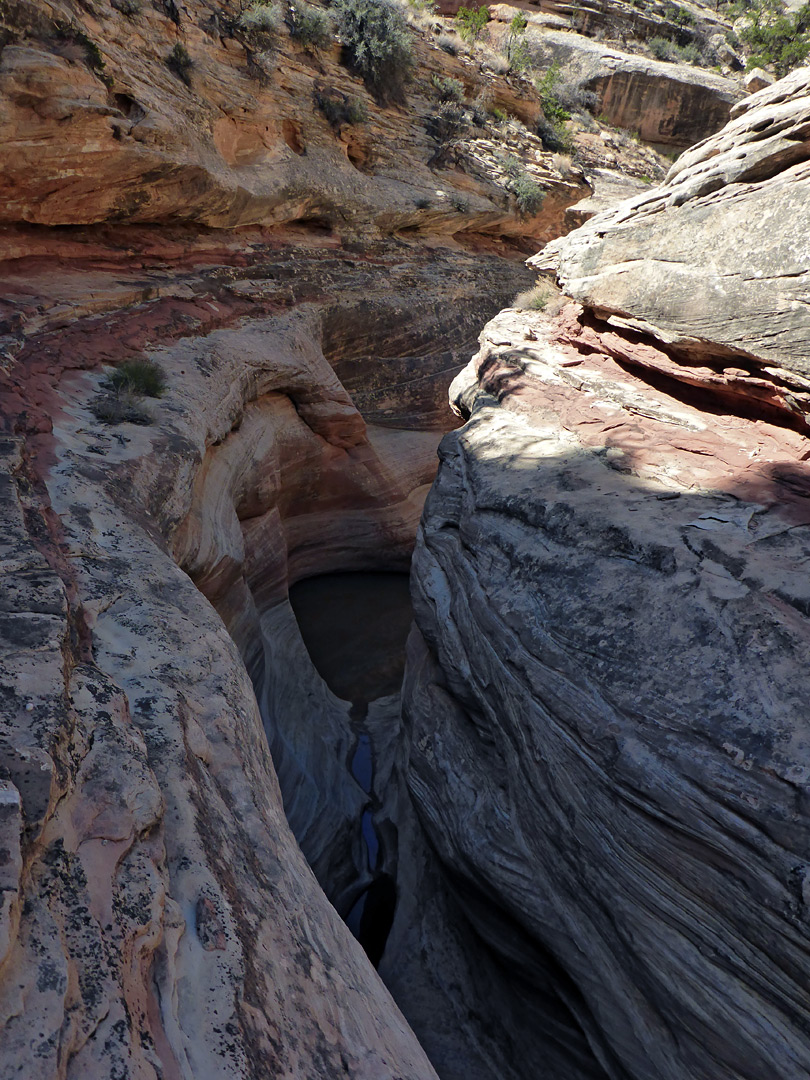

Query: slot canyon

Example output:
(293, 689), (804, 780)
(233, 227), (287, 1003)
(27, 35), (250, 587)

(1, 0), (810, 1078)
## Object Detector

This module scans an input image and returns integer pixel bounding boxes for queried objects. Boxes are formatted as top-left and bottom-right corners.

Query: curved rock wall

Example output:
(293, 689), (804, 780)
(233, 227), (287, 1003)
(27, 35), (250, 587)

(528, 30), (742, 147)
(0, 211), (539, 1075)
(402, 67), (810, 1080)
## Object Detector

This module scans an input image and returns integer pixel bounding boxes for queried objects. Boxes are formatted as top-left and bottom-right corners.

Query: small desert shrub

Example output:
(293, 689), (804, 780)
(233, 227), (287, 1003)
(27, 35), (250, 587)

(426, 100), (470, 144)
(536, 63), (574, 150)
(432, 74), (464, 102)
(731, 0), (810, 76)
(536, 114), (572, 152)
(438, 33), (459, 55)
(512, 172), (545, 215)
(648, 35), (675, 60)
(92, 388), (154, 425)
(286, 0), (332, 49)
(316, 88), (368, 126)
(111, 0), (142, 15)
(166, 42), (193, 85)
(450, 191), (470, 212)
(455, 5), (488, 42)
(678, 41), (704, 64)
(503, 11), (530, 72)
(238, 1), (281, 34)
(663, 1), (694, 26)
(478, 44), (510, 75)
(105, 358), (167, 398)
(414, 196), (432, 209)
(333, 0), (413, 102)
(470, 90), (491, 126)
(552, 77), (598, 115)
(513, 283), (552, 310)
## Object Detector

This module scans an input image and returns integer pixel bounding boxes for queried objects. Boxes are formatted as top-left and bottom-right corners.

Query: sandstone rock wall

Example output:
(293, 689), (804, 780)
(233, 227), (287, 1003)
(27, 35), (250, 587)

(528, 30), (743, 147)
(0, 0), (586, 241)
(402, 66), (810, 1080)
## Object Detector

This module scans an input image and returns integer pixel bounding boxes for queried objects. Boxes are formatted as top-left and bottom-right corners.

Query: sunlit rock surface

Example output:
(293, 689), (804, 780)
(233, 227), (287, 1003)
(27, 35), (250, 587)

(403, 67), (810, 1080)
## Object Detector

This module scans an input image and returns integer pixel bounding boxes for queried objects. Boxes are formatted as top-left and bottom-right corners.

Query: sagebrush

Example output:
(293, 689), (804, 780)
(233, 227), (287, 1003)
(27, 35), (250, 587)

(333, 0), (413, 101)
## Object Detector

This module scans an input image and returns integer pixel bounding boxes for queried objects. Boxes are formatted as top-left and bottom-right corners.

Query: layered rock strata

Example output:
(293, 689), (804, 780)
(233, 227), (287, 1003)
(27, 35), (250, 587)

(0, 0), (586, 241)
(402, 66), (810, 1080)
(527, 30), (742, 147)
(0, 222), (541, 1077)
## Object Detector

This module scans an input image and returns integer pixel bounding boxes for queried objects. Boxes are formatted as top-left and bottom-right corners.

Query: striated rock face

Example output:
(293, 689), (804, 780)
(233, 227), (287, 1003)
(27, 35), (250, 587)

(0, 0), (587, 240)
(529, 30), (742, 146)
(402, 67), (810, 1080)
(535, 65), (810, 385)
(0, 221), (539, 1077)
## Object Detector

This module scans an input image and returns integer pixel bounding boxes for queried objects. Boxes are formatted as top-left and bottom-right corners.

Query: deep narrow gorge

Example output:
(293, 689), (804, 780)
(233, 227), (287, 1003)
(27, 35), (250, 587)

(2, 0), (810, 1078)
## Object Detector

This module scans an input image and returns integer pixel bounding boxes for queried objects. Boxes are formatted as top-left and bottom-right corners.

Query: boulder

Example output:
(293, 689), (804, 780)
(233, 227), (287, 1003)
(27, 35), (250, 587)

(534, 65), (810, 401)
(745, 66), (776, 92)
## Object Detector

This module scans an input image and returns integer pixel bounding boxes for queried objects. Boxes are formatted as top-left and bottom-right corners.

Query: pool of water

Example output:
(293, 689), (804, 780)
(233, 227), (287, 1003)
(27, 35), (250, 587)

(288, 571), (413, 704)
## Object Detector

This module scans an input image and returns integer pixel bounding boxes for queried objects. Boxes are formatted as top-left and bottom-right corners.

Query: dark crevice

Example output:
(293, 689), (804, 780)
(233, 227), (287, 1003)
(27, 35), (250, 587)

(572, 307), (810, 436)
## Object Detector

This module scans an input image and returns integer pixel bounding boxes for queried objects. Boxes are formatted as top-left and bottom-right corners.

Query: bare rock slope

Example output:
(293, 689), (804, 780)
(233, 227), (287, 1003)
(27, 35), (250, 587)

(403, 68), (810, 1079)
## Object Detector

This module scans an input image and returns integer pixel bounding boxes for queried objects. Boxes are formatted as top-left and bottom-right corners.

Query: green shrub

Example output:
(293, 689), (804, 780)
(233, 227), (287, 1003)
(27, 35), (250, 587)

(426, 100), (470, 143)
(537, 115), (572, 151)
(504, 11), (530, 71)
(537, 64), (571, 123)
(678, 41), (704, 64)
(432, 74), (465, 102)
(455, 5), (488, 42)
(333, 0), (413, 101)
(92, 388), (154, 425)
(286, 0), (332, 49)
(663, 1), (695, 25)
(513, 284), (552, 310)
(649, 34), (675, 59)
(732, 0), (810, 76)
(316, 88), (368, 126)
(54, 22), (111, 83)
(512, 172), (545, 215)
(105, 358), (166, 398)
(238, 1), (281, 34)
(536, 64), (575, 150)
(111, 0), (142, 15)
(166, 42), (193, 85)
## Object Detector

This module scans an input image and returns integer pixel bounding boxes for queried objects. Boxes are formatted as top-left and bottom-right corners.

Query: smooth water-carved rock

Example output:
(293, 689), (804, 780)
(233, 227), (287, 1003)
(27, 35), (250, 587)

(0, 357), (439, 1079)
(404, 303), (810, 1080)
(403, 68), (810, 1080)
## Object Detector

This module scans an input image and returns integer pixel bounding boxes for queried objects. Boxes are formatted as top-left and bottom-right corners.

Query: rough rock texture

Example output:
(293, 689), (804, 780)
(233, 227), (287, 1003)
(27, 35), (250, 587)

(528, 30), (742, 146)
(0, 0), (587, 241)
(402, 67), (810, 1080)
(0, 415), (438, 1078)
(0, 200), (542, 1075)
(534, 66), (810, 394)
(493, 0), (732, 50)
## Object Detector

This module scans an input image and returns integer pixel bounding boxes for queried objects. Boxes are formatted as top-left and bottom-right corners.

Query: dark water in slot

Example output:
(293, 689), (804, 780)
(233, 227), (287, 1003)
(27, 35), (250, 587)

(289, 571), (412, 967)
(288, 571), (413, 703)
